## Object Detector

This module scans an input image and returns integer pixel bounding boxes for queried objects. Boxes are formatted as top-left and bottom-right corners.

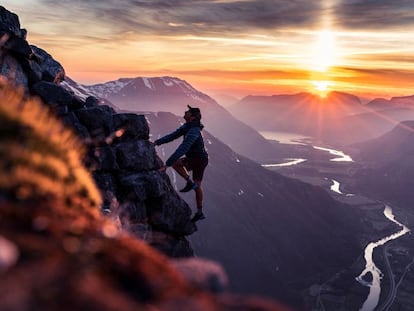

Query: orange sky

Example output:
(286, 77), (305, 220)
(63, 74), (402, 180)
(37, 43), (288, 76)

(4, 1), (414, 100)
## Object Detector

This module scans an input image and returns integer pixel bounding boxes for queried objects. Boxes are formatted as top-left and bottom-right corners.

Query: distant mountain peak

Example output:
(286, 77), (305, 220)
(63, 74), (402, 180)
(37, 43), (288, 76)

(62, 76), (211, 105)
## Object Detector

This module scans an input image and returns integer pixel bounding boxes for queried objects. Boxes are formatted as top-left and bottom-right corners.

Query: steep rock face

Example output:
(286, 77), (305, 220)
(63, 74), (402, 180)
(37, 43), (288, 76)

(0, 5), (196, 256)
(0, 83), (289, 311)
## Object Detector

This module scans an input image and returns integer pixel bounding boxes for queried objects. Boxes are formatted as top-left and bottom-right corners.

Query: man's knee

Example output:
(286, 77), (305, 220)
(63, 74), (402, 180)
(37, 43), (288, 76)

(172, 158), (184, 168)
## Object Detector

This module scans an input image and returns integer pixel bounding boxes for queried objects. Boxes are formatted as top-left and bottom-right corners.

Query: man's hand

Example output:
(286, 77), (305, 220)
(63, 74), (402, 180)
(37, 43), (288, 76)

(159, 165), (167, 172)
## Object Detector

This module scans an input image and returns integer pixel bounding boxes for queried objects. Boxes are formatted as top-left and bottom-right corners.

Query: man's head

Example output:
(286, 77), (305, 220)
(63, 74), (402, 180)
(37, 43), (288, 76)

(184, 105), (201, 122)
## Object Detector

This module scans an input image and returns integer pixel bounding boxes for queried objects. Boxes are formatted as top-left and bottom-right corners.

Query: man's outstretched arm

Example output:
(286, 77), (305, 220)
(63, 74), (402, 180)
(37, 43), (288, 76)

(165, 127), (199, 166)
(154, 126), (184, 146)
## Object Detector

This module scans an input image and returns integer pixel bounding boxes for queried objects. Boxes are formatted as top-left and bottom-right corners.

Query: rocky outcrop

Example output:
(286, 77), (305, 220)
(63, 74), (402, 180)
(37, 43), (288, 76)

(0, 83), (289, 310)
(0, 7), (291, 310)
(0, 5), (196, 257)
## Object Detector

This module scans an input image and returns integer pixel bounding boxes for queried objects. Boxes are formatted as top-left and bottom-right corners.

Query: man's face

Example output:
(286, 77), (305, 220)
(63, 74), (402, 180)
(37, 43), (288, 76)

(184, 111), (194, 122)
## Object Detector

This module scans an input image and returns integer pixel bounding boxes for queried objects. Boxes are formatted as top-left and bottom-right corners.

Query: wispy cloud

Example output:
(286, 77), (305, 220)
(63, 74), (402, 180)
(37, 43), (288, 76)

(333, 0), (414, 29)
(35, 0), (322, 37)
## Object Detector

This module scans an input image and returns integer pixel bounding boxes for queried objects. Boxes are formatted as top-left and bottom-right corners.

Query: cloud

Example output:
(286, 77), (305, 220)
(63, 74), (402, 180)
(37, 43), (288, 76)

(333, 0), (414, 29)
(36, 0), (323, 37)
(333, 66), (414, 85)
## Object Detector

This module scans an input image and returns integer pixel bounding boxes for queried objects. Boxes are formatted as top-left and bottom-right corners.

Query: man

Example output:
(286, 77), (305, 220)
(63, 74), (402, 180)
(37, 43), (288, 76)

(154, 105), (209, 222)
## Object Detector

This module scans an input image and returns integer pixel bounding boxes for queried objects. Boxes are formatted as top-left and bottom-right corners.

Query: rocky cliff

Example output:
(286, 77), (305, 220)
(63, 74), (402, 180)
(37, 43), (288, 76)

(0, 5), (196, 257)
(0, 82), (290, 311)
(0, 6), (292, 310)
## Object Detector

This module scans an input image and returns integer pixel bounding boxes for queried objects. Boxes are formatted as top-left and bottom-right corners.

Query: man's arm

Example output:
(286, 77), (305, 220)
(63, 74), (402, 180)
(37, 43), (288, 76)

(165, 127), (199, 166)
(154, 126), (185, 146)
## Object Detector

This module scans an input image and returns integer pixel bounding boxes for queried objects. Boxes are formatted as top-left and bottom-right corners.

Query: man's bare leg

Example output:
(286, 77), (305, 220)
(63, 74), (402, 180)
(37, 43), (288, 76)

(172, 159), (190, 180)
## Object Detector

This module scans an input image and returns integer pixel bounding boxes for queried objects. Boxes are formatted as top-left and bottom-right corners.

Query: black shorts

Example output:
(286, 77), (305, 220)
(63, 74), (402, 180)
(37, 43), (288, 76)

(182, 157), (208, 181)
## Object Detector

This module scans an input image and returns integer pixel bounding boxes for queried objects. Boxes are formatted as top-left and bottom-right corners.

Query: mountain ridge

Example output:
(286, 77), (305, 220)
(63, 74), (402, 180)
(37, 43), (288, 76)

(63, 76), (284, 163)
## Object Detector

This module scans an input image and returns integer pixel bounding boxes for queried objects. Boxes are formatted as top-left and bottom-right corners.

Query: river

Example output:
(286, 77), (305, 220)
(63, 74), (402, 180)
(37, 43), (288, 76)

(262, 158), (306, 167)
(260, 133), (410, 310)
(356, 206), (410, 311)
(313, 146), (353, 162)
(329, 179), (354, 196)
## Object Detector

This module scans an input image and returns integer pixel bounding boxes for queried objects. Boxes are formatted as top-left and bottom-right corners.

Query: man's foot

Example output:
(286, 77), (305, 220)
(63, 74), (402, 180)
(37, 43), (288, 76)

(191, 211), (205, 222)
(179, 181), (198, 192)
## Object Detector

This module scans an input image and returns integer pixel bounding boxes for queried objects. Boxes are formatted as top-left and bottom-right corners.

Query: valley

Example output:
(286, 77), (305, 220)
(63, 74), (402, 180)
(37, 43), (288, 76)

(261, 134), (414, 311)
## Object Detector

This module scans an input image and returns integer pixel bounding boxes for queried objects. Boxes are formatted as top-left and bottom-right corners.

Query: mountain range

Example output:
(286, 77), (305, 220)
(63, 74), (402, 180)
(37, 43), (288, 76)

(62, 77), (282, 163)
(351, 120), (414, 209)
(228, 92), (414, 146)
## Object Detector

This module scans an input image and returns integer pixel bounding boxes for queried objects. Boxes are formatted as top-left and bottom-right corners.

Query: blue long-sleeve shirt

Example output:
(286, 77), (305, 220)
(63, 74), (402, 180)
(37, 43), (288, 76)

(155, 121), (208, 166)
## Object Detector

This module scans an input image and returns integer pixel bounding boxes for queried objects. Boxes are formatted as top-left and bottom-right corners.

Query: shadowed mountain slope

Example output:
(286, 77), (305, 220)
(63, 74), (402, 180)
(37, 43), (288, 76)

(146, 111), (364, 306)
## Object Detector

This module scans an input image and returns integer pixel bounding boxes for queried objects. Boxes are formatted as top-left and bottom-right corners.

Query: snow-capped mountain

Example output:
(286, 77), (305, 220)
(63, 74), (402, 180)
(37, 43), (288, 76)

(62, 76), (284, 163)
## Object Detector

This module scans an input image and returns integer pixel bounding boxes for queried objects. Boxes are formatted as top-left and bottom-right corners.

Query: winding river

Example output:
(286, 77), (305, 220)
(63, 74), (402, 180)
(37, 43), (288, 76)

(356, 206), (410, 311)
(262, 158), (306, 167)
(313, 145), (354, 162)
(260, 136), (410, 310)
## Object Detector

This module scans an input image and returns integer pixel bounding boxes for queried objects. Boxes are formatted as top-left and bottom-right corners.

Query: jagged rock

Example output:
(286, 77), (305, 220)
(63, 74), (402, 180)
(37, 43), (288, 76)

(113, 113), (149, 141)
(75, 105), (115, 137)
(0, 6), (22, 37)
(115, 140), (159, 171)
(70, 95), (86, 110)
(3, 33), (31, 57)
(61, 112), (90, 138)
(92, 146), (119, 171)
(31, 81), (73, 107)
(118, 171), (195, 236)
(119, 172), (149, 200)
(85, 95), (99, 107)
(0, 53), (28, 87)
(92, 172), (118, 211)
(30, 45), (65, 83)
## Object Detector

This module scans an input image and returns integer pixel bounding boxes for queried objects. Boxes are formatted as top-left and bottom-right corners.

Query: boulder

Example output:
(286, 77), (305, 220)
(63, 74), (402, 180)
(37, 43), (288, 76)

(30, 45), (65, 83)
(0, 6), (22, 37)
(0, 53), (27, 88)
(92, 145), (119, 171)
(75, 105), (115, 138)
(61, 112), (90, 138)
(115, 140), (159, 171)
(31, 81), (73, 107)
(113, 113), (150, 141)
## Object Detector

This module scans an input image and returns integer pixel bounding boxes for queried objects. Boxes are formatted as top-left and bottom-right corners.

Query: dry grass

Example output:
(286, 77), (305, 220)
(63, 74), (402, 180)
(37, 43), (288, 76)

(0, 81), (101, 209)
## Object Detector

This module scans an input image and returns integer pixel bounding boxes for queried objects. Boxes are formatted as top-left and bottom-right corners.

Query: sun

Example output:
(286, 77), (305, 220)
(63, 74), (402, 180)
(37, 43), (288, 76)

(308, 30), (338, 97)
(312, 80), (332, 97)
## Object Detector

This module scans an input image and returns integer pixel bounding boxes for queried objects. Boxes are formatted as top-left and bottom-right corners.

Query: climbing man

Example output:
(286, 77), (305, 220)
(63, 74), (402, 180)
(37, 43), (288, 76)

(154, 105), (209, 222)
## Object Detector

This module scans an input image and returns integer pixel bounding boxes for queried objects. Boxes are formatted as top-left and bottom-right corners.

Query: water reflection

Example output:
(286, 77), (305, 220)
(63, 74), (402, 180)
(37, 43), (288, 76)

(262, 158), (306, 167)
(259, 131), (311, 145)
(313, 146), (353, 162)
(329, 179), (355, 196)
